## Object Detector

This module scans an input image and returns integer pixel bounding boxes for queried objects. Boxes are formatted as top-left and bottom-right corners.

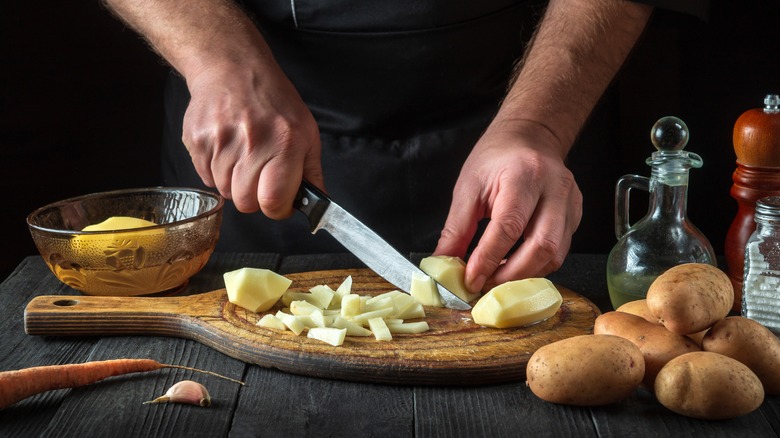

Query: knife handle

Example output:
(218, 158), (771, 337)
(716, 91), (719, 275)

(294, 180), (331, 232)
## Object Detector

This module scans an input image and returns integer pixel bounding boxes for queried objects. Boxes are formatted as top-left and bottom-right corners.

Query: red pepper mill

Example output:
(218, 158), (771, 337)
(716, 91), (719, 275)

(725, 94), (780, 312)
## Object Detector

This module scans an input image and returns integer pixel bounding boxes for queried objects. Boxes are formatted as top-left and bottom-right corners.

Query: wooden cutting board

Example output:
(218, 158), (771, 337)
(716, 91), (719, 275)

(24, 269), (600, 385)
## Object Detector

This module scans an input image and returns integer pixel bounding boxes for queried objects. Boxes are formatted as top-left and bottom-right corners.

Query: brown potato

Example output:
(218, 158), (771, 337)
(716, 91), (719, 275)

(646, 263), (733, 335)
(703, 316), (780, 394)
(616, 299), (659, 323)
(594, 311), (700, 388)
(654, 351), (764, 420)
(526, 334), (644, 406)
(617, 299), (708, 346)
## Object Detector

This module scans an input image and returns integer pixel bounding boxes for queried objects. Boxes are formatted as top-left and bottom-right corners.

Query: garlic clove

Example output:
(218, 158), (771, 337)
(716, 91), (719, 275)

(144, 380), (211, 407)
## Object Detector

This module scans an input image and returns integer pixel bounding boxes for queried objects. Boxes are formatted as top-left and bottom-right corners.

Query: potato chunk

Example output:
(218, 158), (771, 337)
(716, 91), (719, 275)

(307, 327), (347, 346)
(419, 255), (480, 303)
(410, 272), (444, 307)
(224, 267), (292, 313)
(471, 278), (562, 328)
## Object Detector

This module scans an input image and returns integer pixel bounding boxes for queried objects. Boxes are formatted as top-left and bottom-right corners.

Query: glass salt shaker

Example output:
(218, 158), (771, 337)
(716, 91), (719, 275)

(606, 116), (716, 309)
(742, 196), (780, 335)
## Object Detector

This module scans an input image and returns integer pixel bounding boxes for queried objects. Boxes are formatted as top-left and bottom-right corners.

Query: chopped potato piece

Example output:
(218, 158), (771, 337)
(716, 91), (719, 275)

(340, 294), (362, 317)
(331, 316), (373, 336)
(419, 255), (480, 303)
(335, 275), (353, 297)
(351, 307), (395, 325)
(281, 291), (318, 307)
(471, 278), (562, 328)
(224, 268), (293, 313)
(309, 285), (336, 309)
(394, 302), (425, 320)
(410, 272), (443, 307)
(256, 314), (287, 330)
(307, 327), (347, 346)
(368, 317), (393, 341)
(290, 300), (321, 316)
(386, 321), (430, 334)
(275, 310), (305, 335)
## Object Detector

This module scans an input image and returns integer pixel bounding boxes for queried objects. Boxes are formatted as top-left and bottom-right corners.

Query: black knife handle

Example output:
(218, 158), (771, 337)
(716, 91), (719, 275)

(294, 180), (331, 232)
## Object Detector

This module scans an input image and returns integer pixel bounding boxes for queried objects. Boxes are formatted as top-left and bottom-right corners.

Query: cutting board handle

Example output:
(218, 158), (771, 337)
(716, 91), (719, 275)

(24, 291), (224, 337)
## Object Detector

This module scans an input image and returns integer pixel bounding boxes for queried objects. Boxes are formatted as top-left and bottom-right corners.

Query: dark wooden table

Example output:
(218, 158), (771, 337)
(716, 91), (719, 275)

(1, 253), (778, 437)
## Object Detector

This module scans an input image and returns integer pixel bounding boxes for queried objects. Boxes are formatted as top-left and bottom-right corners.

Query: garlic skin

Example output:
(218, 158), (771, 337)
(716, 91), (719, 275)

(144, 380), (211, 407)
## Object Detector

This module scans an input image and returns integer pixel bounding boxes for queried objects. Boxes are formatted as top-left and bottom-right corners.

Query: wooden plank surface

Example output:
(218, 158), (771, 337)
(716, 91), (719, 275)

(3, 253), (780, 437)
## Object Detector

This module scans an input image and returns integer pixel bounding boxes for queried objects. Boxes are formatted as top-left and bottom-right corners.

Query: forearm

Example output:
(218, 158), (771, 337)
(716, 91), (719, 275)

(102, 0), (272, 82)
(495, 0), (654, 156)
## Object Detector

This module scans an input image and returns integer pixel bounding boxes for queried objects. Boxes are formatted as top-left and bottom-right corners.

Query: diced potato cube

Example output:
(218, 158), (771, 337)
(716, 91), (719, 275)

(386, 321), (430, 334)
(341, 294), (362, 317)
(331, 316), (373, 336)
(307, 327), (347, 346)
(394, 302), (425, 320)
(224, 268), (292, 313)
(365, 296), (394, 312)
(410, 272), (443, 307)
(290, 300), (321, 316)
(256, 314), (287, 330)
(335, 275), (353, 298)
(275, 311), (305, 335)
(281, 291), (318, 307)
(419, 255), (480, 303)
(368, 317), (392, 341)
(471, 278), (562, 328)
(309, 284), (336, 309)
(351, 307), (394, 325)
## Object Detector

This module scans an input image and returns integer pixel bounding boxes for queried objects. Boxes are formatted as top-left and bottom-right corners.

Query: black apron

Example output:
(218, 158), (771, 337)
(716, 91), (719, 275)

(162, 0), (540, 254)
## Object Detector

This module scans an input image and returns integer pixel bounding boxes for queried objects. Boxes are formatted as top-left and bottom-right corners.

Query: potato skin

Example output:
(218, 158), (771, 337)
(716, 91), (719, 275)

(594, 311), (700, 388)
(703, 316), (780, 394)
(646, 263), (733, 335)
(526, 334), (644, 406)
(654, 351), (764, 420)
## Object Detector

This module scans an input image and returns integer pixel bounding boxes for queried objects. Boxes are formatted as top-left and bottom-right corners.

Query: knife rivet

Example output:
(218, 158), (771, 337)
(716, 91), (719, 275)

(301, 198), (309, 206)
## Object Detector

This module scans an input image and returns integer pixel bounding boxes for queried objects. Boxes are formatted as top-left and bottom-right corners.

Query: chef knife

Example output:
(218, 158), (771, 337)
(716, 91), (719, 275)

(294, 180), (472, 310)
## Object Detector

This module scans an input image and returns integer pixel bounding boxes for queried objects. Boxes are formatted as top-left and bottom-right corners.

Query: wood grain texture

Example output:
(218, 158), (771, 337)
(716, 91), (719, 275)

(24, 268), (600, 385)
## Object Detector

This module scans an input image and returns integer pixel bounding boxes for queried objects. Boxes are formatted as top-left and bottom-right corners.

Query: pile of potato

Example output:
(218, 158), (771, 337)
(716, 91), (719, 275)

(526, 263), (780, 420)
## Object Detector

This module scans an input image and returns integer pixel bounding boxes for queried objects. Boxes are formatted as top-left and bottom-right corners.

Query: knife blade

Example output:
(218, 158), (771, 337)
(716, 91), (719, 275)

(294, 180), (471, 310)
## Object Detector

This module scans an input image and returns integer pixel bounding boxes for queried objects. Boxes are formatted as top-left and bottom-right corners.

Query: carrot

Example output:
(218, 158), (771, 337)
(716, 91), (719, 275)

(0, 358), (244, 410)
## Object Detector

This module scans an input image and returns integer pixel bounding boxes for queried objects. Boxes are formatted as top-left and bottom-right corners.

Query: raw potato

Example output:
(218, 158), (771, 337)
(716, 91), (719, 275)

(224, 268), (293, 313)
(307, 327), (347, 346)
(594, 311), (700, 388)
(615, 299), (658, 323)
(617, 299), (707, 346)
(646, 263), (733, 335)
(526, 334), (644, 406)
(471, 278), (562, 328)
(419, 255), (480, 303)
(410, 272), (443, 307)
(703, 316), (780, 394)
(654, 351), (764, 419)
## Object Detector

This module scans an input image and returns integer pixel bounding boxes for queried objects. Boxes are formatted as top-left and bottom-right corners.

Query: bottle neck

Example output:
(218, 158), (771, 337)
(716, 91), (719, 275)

(648, 171), (689, 221)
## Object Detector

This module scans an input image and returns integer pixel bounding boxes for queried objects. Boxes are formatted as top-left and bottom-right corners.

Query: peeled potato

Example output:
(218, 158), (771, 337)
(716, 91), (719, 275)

(472, 278), (562, 328)
(419, 255), (480, 303)
(224, 267), (292, 313)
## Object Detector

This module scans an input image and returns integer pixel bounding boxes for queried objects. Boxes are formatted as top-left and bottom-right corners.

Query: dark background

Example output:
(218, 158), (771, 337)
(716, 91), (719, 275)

(2, 2), (779, 280)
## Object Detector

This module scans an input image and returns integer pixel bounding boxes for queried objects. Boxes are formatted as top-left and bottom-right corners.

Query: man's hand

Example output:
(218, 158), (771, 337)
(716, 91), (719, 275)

(183, 63), (323, 219)
(435, 121), (582, 293)
(103, 0), (325, 219)
(435, 0), (653, 293)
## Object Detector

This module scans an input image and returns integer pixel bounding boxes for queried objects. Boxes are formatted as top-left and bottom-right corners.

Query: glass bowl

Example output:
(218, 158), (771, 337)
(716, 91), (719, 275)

(27, 187), (224, 296)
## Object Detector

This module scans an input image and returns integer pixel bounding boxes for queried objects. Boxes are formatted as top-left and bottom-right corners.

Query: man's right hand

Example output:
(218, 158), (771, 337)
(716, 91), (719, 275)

(182, 61), (324, 219)
(102, 0), (325, 219)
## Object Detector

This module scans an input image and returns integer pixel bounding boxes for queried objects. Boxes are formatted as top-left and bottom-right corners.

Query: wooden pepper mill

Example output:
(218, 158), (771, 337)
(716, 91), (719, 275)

(725, 94), (780, 312)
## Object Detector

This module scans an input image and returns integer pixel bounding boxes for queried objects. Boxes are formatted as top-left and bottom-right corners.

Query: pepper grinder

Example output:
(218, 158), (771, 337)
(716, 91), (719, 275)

(725, 94), (780, 312)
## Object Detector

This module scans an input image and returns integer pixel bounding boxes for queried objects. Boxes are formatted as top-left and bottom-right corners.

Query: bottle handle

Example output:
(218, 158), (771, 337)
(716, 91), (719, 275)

(615, 175), (650, 239)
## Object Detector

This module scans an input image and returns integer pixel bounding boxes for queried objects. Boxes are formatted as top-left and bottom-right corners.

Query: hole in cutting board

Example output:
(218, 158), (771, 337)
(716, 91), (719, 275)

(52, 299), (79, 307)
